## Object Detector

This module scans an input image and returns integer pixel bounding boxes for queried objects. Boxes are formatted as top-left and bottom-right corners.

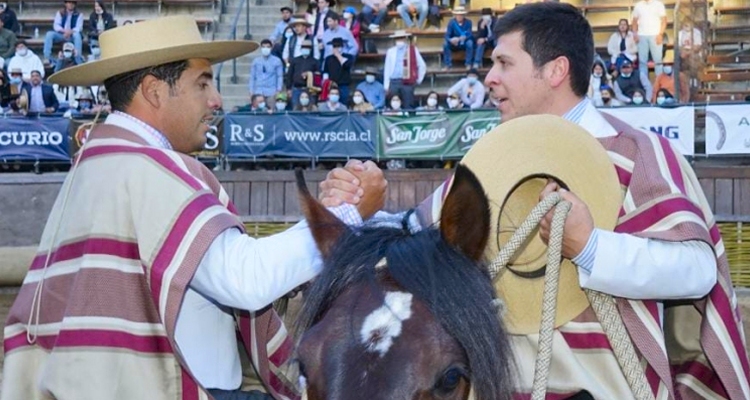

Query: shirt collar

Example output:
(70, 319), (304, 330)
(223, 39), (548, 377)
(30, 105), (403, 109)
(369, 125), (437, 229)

(563, 97), (618, 138)
(104, 111), (173, 150)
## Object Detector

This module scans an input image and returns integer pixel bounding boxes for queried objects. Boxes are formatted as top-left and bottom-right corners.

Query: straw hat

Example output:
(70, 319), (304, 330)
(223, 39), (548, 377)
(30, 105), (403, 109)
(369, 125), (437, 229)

(389, 29), (412, 39)
(459, 115), (621, 334)
(289, 18), (311, 27)
(48, 16), (259, 87)
(452, 6), (468, 14)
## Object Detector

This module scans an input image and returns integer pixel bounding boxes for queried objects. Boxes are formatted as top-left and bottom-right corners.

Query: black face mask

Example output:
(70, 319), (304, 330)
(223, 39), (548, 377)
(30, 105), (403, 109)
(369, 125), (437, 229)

(602, 97), (611, 103)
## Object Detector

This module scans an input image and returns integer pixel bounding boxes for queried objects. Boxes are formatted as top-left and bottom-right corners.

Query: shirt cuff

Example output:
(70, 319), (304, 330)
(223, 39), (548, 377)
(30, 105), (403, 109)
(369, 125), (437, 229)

(327, 203), (363, 227)
(572, 228), (598, 275)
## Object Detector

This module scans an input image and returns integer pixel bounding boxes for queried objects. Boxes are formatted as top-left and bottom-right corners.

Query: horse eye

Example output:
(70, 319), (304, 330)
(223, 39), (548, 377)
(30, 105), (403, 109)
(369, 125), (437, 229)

(435, 367), (465, 393)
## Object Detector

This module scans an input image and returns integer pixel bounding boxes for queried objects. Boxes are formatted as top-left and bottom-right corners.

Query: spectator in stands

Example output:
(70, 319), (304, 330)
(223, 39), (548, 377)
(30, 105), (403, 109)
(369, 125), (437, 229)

(607, 18), (637, 73)
(322, 13), (359, 60)
(235, 94), (267, 112)
(27, 70), (59, 114)
(629, 88), (648, 105)
(54, 42), (83, 72)
(0, 69), (9, 108)
(446, 92), (463, 109)
(273, 92), (289, 112)
(323, 37), (353, 103)
(44, 0), (84, 66)
(474, 8), (497, 69)
(356, 66), (386, 109)
(0, 3), (19, 34)
(318, 85), (347, 111)
(654, 88), (674, 105)
(8, 67), (29, 113)
(53, 79), (83, 109)
(678, 19), (702, 68)
(386, 93), (404, 111)
(651, 54), (689, 103)
(384, 30), (425, 110)
(341, 7), (361, 47)
(417, 90), (443, 111)
(92, 88), (111, 114)
(351, 89), (373, 112)
(287, 39), (320, 107)
(443, 6), (474, 71)
(0, 18), (16, 69)
(88, 1), (115, 53)
(447, 68), (486, 109)
(599, 85), (622, 107)
(74, 91), (94, 114)
(587, 59), (611, 107)
(284, 19), (318, 65)
(631, 0), (666, 80)
(613, 59), (651, 104)
(295, 89), (318, 111)
(397, 0), (428, 30)
(249, 39), (284, 110)
(270, 6), (293, 45)
(361, 0), (391, 33)
(8, 41), (45, 80)
(311, 0), (335, 55)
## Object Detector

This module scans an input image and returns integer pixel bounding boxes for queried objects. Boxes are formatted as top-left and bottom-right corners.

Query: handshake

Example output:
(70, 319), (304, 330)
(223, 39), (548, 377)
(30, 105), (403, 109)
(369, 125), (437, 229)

(318, 160), (388, 220)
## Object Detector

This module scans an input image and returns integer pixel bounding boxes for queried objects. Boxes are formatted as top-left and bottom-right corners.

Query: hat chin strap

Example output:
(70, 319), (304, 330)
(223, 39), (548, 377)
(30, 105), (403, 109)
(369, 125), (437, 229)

(488, 192), (654, 400)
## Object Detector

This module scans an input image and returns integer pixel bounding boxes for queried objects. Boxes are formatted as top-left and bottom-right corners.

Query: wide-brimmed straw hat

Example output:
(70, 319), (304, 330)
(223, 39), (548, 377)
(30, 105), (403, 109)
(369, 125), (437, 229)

(289, 18), (311, 27)
(48, 15), (259, 87)
(452, 6), (468, 14)
(389, 29), (412, 39)
(459, 115), (621, 335)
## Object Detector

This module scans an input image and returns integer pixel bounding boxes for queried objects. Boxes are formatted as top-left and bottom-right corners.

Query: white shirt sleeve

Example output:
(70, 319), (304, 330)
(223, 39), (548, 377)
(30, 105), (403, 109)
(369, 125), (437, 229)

(577, 229), (717, 300)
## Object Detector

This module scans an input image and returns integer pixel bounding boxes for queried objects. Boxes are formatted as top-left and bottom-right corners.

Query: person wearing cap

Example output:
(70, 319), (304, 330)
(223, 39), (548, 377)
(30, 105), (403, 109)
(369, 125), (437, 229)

(319, 3), (749, 398)
(340, 6), (361, 47)
(286, 38), (320, 107)
(383, 30), (425, 110)
(7, 40), (44, 81)
(323, 36), (354, 103)
(356, 66), (385, 109)
(446, 68), (486, 109)
(445, 91), (463, 109)
(74, 90), (94, 113)
(43, 0), (84, 65)
(396, 0), (428, 29)
(613, 58), (652, 104)
(249, 39), (284, 111)
(321, 12), (359, 60)
(283, 18), (319, 64)
(270, 6), (293, 44)
(53, 41), (83, 72)
(6, 67), (29, 113)
(651, 53), (689, 103)
(443, 6), (474, 70)
(360, 0), (392, 32)
(2, 16), (386, 400)
(273, 91), (289, 112)
(474, 8), (496, 69)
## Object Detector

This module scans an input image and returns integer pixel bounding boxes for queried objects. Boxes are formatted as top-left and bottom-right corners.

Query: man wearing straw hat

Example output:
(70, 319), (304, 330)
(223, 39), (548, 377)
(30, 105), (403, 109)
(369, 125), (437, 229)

(321, 2), (750, 399)
(1, 16), (386, 400)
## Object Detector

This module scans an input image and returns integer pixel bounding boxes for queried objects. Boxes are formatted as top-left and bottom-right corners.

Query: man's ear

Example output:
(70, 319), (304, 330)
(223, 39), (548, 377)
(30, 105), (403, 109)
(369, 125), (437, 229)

(140, 75), (162, 109)
(546, 55), (571, 89)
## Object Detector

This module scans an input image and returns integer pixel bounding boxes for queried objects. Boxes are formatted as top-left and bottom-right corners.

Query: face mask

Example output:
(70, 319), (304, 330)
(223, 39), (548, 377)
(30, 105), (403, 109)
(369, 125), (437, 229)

(300, 97), (310, 106)
(96, 8), (103, 14)
(391, 100), (401, 110)
(593, 72), (602, 78)
(63, 50), (73, 58)
(285, 31), (293, 38)
(467, 76), (477, 85)
(329, 94), (339, 103)
(656, 96), (666, 105)
(395, 41), (406, 49)
(621, 72), (631, 78)
(663, 66), (673, 75)
(365, 74), (375, 83)
(10, 76), (21, 85)
(301, 48), (311, 56)
(16, 48), (27, 57)
(91, 47), (101, 56)
(632, 96), (643, 105)
(276, 102), (287, 110)
(343, 12), (353, 19)
(353, 95), (363, 104)
(257, 101), (266, 109)
(261, 47), (271, 56)
(427, 98), (437, 107)
(448, 99), (459, 108)
(482, 15), (491, 22)
(602, 97), (611, 103)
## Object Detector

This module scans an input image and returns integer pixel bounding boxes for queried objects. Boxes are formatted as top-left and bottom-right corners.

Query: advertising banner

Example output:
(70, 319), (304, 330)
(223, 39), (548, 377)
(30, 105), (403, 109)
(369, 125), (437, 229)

(0, 116), (70, 161)
(600, 106), (695, 156)
(705, 104), (750, 155)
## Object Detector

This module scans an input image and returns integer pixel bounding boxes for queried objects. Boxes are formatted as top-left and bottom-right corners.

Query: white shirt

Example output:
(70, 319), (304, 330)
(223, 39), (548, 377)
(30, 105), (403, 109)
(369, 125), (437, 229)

(632, 0), (666, 36)
(104, 113), (363, 390)
(383, 45), (426, 91)
(679, 27), (703, 49)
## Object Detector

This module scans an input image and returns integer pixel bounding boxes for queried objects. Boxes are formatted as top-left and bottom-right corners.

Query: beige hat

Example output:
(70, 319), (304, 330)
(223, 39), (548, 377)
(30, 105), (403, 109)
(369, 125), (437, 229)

(289, 18), (311, 27)
(388, 29), (412, 39)
(48, 16), (259, 86)
(459, 115), (621, 335)
(452, 6), (468, 14)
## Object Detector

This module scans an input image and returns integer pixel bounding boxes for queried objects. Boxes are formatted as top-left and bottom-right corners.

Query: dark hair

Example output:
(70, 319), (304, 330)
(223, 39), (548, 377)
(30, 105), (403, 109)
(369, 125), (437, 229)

(94, 0), (106, 11)
(261, 39), (272, 46)
(30, 70), (42, 77)
(15, 40), (25, 47)
(657, 88), (673, 98)
(103, 60), (189, 112)
(493, 2), (593, 97)
(427, 90), (439, 99)
(326, 11), (340, 22)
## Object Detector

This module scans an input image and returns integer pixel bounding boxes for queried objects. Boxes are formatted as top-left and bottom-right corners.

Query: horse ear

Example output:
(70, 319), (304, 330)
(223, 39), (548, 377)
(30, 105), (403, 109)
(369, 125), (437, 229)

(439, 164), (491, 262)
(296, 169), (347, 258)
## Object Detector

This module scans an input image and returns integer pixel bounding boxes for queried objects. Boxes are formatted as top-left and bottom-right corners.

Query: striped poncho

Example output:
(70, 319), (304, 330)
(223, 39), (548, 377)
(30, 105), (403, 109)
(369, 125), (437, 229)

(2, 125), (299, 400)
(417, 114), (750, 399)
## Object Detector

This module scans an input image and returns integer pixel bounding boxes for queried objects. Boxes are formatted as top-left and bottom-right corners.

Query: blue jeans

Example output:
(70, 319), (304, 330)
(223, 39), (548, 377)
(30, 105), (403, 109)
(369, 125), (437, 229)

(43, 31), (82, 61)
(637, 35), (662, 80)
(474, 38), (494, 67)
(362, 5), (388, 25)
(443, 39), (474, 67)
(397, 2), (428, 28)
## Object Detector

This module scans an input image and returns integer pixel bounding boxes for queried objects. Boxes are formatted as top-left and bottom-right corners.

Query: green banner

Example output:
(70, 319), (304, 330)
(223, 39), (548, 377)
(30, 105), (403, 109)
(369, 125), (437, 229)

(377, 110), (501, 159)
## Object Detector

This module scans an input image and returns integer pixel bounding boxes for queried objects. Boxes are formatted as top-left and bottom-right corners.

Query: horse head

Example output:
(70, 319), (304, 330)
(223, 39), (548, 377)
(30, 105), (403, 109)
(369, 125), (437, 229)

(294, 165), (514, 400)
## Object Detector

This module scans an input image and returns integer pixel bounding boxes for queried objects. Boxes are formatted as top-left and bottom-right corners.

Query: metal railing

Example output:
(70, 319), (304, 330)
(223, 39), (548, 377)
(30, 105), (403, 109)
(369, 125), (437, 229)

(215, 0), (254, 93)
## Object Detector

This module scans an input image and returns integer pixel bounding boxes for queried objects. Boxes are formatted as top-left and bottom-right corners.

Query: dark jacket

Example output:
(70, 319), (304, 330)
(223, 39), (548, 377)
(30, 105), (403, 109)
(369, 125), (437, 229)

(474, 17), (497, 42)
(616, 73), (645, 99)
(88, 11), (116, 40)
(0, 7), (19, 34)
(286, 55), (320, 88)
(323, 53), (353, 85)
(0, 27), (16, 59)
(28, 83), (60, 113)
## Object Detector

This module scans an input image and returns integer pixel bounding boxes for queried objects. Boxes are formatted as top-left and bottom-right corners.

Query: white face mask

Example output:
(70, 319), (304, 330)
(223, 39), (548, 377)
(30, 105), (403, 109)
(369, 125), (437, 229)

(343, 12), (353, 19)
(353, 95), (363, 104)
(257, 101), (266, 109)
(365, 74), (375, 83)
(300, 97), (310, 106)
(395, 41), (406, 49)
(656, 96), (666, 105)
(63, 50), (73, 58)
(621, 72), (631, 78)
(285, 31), (293, 38)
(261, 47), (271, 56)
(329, 94), (340, 103)
(391, 100), (401, 110)
(663, 66), (673, 75)
(427, 98), (437, 107)
(276, 102), (287, 110)
(448, 98), (459, 108)
(632, 96), (644, 105)
(16, 48), (27, 57)
(482, 15), (491, 22)
(91, 47), (101, 56)
(301, 48), (311, 56)
(593, 72), (602, 78)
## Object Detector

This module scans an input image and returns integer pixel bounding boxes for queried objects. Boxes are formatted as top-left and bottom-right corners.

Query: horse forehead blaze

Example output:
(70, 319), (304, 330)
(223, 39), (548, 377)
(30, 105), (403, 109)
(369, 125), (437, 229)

(359, 291), (413, 357)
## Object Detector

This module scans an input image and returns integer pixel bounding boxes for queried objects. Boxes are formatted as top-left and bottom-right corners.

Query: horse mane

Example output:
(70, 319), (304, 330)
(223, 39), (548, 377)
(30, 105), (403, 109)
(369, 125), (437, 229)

(295, 217), (515, 400)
